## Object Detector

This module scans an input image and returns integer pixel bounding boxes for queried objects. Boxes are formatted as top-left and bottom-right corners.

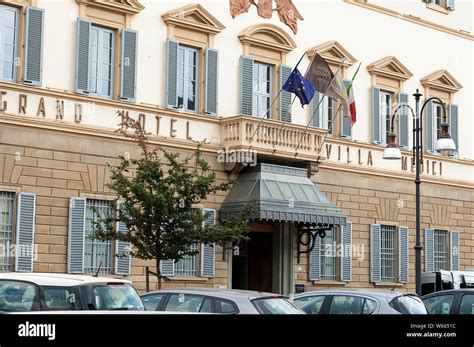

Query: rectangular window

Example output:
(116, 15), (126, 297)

(84, 199), (112, 274)
(434, 230), (448, 271)
(252, 62), (272, 118)
(0, 192), (14, 272)
(89, 26), (114, 98)
(0, 5), (19, 82)
(433, 102), (444, 151)
(174, 243), (198, 277)
(380, 225), (396, 282)
(380, 91), (392, 145)
(177, 46), (198, 112)
(320, 227), (337, 281)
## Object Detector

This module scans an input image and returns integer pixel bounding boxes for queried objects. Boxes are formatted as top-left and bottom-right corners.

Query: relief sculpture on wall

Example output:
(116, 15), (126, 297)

(229, 0), (304, 34)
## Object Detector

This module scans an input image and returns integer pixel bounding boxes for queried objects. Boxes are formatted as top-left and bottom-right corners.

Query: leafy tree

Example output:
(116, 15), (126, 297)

(92, 116), (254, 289)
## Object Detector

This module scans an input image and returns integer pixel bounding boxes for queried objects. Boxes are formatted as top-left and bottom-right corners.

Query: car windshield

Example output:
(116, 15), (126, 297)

(0, 280), (37, 312)
(390, 295), (427, 314)
(252, 297), (305, 314)
(91, 284), (144, 310)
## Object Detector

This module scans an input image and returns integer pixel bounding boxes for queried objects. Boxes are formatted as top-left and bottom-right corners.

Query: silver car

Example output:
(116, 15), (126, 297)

(140, 288), (305, 314)
(293, 289), (427, 314)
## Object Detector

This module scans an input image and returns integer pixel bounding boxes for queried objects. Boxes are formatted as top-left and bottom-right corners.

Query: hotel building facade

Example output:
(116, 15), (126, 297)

(0, 0), (472, 294)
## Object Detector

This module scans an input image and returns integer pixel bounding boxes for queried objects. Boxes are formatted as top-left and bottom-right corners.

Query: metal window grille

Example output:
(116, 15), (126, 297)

(174, 243), (198, 277)
(381, 225), (396, 282)
(434, 230), (448, 271)
(84, 199), (112, 274)
(0, 192), (14, 272)
(320, 227), (337, 281)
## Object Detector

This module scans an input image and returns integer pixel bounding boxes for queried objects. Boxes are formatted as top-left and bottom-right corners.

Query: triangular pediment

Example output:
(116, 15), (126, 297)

(162, 4), (225, 34)
(421, 70), (462, 92)
(76, 0), (144, 14)
(306, 41), (357, 67)
(367, 56), (413, 81)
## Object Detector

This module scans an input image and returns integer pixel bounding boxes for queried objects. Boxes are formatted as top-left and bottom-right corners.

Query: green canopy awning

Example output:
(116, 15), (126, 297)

(220, 164), (346, 226)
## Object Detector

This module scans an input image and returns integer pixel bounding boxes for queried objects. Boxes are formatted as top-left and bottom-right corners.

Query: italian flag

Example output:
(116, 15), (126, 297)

(346, 63), (361, 125)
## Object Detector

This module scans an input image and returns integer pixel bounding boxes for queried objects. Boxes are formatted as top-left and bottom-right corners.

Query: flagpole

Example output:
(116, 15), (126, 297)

(247, 52), (307, 147)
(293, 59), (346, 155)
(271, 52), (319, 151)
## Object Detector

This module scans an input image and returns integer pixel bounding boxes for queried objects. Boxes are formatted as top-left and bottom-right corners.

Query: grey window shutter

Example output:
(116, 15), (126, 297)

(449, 104), (459, 152)
(341, 222), (352, 282)
(160, 259), (174, 277)
(450, 231), (460, 271)
(166, 39), (179, 109)
(370, 224), (381, 283)
(398, 92), (409, 148)
(341, 80), (352, 138)
(68, 197), (86, 274)
(15, 193), (36, 272)
(120, 29), (138, 102)
(205, 48), (219, 116)
(425, 100), (434, 152)
(372, 86), (381, 144)
(422, 0), (433, 3)
(424, 229), (435, 272)
(280, 65), (292, 122)
(398, 226), (409, 283)
(240, 56), (254, 116)
(201, 208), (216, 278)
(446, 0), (455, 11)
(75, 18), (91, 94)
(309, 233), (321, 281)
(24, 7), (44, 86)
(114, 201), (131, 275)
(310, 91), (321, 127)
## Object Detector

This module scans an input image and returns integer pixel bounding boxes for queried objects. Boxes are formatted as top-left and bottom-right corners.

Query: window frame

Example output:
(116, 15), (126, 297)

(88, 25), (115, 99)
(0, 191), (15, 272)
(433, 229), (449, 271)
(0, 4), (20, 83)
(176, 45), (199, 113)
(173, 242), (199, 277)
(320, 226), (339, 281)
(380, 224), (397, 282)
(379, 90), (393, 146)
(252, 61), (273, 119)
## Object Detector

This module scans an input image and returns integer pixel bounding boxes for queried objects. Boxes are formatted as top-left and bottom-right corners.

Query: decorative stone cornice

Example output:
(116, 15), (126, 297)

(162, 4), (225, 35)
(421, 70), (463, 93)
(239, 24), (297, 53)
(306, 41), (357, 68)
(367, 56), (413, 81)
(76, 0), (144, 15)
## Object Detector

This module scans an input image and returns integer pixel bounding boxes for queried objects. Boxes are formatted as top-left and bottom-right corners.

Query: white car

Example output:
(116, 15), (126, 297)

(0, 273), (144, 312)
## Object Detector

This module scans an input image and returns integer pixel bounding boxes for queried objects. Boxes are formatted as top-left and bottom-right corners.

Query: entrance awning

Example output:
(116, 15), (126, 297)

(220, 164), (346, 226)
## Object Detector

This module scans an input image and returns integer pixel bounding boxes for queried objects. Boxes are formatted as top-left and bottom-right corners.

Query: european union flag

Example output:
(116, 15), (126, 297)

(283, 68), (316, 107)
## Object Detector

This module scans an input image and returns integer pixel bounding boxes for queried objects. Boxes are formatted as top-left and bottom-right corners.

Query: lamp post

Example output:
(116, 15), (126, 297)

(382, 89), (456, 296)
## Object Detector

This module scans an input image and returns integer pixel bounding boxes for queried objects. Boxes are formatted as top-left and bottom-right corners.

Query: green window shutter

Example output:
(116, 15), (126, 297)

(370, 224), (381, 283)
(75, 18), (91, 94)
(449, 104), (459, 152)
(114, 201), (131, 275)
(424, 229), (435, 272)
(309, 233), (321, 281)
(280, 64), (292, 122)
(15, 193), (36, 272)
(240, 56), (254, 115)
(398, 92), (409, 148)
(67, 197), (86, 274)
(425, 100), (434, 152)
(341, 222), (352, 282)
(450, 231), (460, 271)
(446, 0), (455, 11)
(24, 7), (44, 86)
(398, 226), (409, 283)
(372, 86), (381, 144)
(205, 48), (219, 116)
(166, 39), (179, 109)
(120, 29), (138, 102)
(160, 259), (174, 277)
(310, 91), (321, 127)
(201, 208), (216, 278)
(341, 80), (352, 138)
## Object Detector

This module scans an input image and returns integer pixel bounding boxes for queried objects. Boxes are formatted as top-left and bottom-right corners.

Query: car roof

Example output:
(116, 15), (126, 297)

(142, 288), (286, 300)
(422, 288), (474, 297)
(0, 273), (132, 287)
(294, 289), (409, 300)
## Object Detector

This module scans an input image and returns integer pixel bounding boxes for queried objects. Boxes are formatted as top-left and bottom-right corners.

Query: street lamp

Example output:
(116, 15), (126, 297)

(382, 89), (456, 296)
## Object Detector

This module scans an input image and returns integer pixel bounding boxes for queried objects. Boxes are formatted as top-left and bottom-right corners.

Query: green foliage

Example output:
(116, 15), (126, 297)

(91, 116), (255, 275)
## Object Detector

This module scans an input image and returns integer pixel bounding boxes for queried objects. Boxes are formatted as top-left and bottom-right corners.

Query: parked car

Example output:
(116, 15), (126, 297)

(140, 288), (305, 314)
(293, 290), (427, 314)
(422, 289), (474, 314)
(0, 273), (144, 312)
(421, 270), (474, 296)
